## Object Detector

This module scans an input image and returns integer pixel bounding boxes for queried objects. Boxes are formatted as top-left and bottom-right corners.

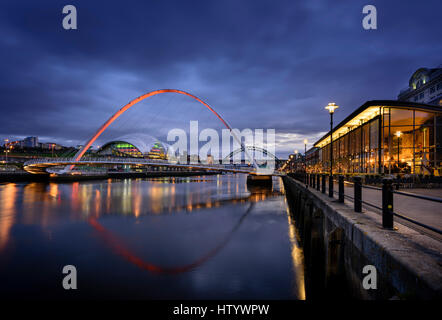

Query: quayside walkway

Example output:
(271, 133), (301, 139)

(283, 175), (442, 299)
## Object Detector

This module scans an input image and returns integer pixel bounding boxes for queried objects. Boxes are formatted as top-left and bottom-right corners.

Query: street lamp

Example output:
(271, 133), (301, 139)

(3, 139), (8, 163)
(395, 131), (402, 168)
(304, 139), (308, 187)
(325, 102), (339, 197)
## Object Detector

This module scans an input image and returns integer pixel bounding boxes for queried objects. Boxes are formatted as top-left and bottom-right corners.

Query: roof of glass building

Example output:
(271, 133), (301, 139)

(99, 133), (170, 154)
(314, 100), (441, 148)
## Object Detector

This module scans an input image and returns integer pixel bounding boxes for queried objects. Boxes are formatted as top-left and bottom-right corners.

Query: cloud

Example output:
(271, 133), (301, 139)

(0, 0), (440, 158)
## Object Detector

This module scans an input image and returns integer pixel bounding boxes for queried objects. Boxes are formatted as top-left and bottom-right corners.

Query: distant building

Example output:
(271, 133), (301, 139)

(207, 154), (214, 164)
(4, 140), (21, 149)
(179, 151), (188, 164)
(40, 142), (63, 150)
(146, 142), (167, 159)
(97, 134), (169, 160)
(189, 154), (199, 164)
(23, 136), (38, 148)
(398, 65), (442, 106)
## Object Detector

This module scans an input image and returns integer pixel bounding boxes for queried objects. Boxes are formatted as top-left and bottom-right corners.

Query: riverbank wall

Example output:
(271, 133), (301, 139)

(282, 176), (442, 300)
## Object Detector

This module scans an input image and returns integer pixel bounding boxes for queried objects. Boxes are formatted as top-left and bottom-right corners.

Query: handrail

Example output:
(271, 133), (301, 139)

(393, 189), (442, 203)
(295, 173), (442, 236)
(392, 211), (442, 235)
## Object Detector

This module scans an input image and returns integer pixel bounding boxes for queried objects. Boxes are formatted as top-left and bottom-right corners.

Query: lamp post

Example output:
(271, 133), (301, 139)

(304, 139), (308, 187)
(395, 131), (402, 169)
(325, 102), (339, 198)
(293, 149), (298, 172)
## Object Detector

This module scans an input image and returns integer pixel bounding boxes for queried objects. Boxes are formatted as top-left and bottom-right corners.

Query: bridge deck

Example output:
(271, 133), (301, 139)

(23, 158), (280, 176)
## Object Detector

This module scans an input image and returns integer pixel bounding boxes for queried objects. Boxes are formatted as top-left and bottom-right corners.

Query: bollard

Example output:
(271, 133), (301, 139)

(382, 178), (394, 229)
(322, 174), (326, 193)
(316, 174), (320, 191)
(338, 175), (344, 203)
(354, 176), (362, 212)
(328, 175), (333, 198)
(312, 174), (316, 188)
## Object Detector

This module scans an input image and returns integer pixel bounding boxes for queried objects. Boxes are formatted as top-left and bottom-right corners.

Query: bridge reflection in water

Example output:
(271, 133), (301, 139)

(0, 174), (305, 299)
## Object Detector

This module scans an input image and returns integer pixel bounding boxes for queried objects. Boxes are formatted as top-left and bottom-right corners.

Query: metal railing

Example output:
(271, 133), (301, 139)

(23, 157), (259, 174)
(290, 172), (442, 235)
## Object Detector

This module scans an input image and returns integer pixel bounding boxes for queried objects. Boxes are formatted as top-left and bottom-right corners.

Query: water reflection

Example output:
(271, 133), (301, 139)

(0, 183), (16, 251)
(88, 203), (254, 274)
(0, 174), (305, 299)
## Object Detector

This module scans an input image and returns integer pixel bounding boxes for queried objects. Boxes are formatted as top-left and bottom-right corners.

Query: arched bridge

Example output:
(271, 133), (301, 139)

(69, 89), (257, 170)
(223, 146), (279, 162)
(23, 157), (263, 175)
(24, 89), (279, 176)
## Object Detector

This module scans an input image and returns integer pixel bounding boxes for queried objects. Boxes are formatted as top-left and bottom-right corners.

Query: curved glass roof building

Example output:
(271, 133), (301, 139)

(97, 134), (169, 159)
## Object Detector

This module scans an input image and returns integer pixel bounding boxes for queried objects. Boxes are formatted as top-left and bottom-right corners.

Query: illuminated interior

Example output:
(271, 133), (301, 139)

(312, 102), (442, 175)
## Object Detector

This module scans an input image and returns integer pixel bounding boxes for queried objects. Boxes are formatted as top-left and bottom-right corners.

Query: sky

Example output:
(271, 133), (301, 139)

(0, 0), (441, 158)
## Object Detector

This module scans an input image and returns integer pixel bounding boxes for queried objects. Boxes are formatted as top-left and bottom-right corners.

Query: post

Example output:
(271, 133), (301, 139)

(312, 173), (316, 188)
(328, 174), (333, 198)
(330, 112), (333, 177)
(304, 142), (308, 188)
(316, 174), (320, 191)
(338, 175), (344, 203)
(382, 178), (394, 229)
(322, 174), (326, 193)
(354, 176), (362, 212)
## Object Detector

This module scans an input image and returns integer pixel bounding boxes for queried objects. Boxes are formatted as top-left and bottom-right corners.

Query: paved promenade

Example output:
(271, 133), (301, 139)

(323, 181), (442, 241)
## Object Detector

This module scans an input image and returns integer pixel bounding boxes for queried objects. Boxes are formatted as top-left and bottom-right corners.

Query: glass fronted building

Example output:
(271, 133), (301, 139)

(99, 141), (144, 158)
(97, 134), (169, 160)
(313, 100), (442, 176)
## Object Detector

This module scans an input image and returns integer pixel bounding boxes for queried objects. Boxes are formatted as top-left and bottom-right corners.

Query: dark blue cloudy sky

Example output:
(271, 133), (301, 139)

(0, 0), (441, 157)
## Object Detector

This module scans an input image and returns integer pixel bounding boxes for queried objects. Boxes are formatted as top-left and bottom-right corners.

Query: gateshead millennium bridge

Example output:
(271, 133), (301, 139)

(23, 89), (280, 178)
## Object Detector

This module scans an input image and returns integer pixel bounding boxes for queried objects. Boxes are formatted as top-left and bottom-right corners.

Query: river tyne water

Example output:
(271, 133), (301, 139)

(0, 174), (306, 299)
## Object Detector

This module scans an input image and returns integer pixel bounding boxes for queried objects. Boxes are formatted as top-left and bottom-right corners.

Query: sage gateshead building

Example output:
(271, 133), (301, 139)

(312, 100), (442, 176)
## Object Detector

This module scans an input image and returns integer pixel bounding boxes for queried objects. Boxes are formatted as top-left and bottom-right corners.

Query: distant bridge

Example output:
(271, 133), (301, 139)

(23, 157), (267, 175)
(223, 146), (279, 162)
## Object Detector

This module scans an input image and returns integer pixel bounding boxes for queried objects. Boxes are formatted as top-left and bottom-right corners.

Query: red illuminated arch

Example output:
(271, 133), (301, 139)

(88, 202), (252, 274)
(72, 89), (236, 163)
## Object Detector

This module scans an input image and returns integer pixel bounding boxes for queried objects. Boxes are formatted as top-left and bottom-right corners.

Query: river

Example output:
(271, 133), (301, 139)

(0, 174), (305, 299)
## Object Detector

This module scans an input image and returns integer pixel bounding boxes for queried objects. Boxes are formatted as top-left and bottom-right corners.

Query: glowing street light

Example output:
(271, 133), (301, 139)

(325, 102), (339, 114)
(395, 131), (402, 166)
(325, 102), (339, 198)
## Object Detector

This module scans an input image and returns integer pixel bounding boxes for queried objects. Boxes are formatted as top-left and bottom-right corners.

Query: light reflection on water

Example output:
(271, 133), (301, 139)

(0, 174), (305, 299)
